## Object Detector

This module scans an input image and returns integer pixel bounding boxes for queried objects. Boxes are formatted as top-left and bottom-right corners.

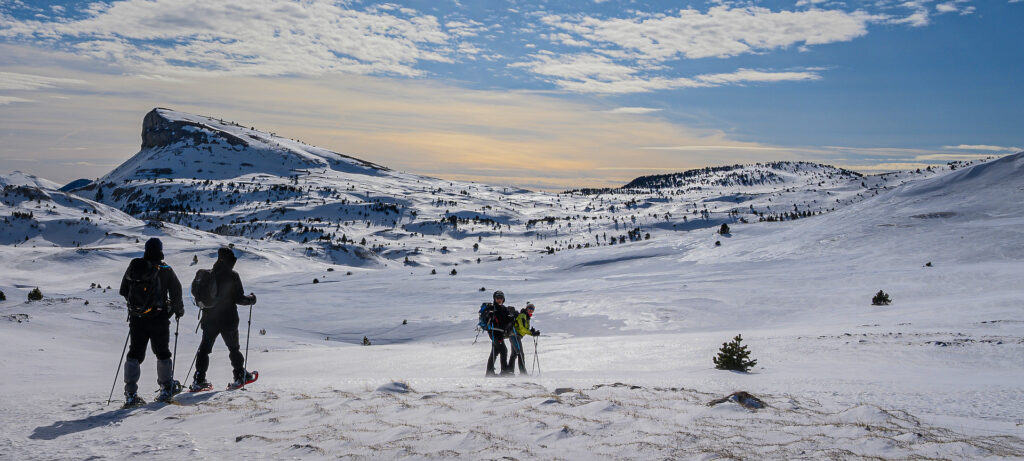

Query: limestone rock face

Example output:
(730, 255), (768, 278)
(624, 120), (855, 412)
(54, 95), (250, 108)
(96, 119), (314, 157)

(141, 108), (247, 149)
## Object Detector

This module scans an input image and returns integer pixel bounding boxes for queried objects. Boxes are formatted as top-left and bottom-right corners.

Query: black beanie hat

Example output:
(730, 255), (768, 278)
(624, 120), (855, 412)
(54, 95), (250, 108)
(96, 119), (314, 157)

(144, 238), (163, 261)
(217, 247), (236, 263)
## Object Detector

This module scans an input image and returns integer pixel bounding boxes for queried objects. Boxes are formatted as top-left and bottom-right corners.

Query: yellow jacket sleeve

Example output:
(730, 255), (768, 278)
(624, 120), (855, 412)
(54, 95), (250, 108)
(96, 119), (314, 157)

(514, 313), (531, 336)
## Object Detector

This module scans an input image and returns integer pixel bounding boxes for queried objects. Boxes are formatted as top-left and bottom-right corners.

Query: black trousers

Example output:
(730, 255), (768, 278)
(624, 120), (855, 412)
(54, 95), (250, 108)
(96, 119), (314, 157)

(486, 331), (508, 374)
(195, 315), (244, 380)
(507, 335), (527, 374)
(127, 314), (171, 362)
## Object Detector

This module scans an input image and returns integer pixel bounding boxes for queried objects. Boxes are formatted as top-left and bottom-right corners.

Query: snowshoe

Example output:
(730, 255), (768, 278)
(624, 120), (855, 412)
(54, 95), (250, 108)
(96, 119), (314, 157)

(122, 392), (146, 409)
(188, 379), (213, 393)
(155, 380), (182, 403)
(227, 370), (258, 390)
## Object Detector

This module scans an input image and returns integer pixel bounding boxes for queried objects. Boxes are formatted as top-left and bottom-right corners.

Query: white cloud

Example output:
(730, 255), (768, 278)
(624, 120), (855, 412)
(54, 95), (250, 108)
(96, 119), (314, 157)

(942, 144), (1022, 151)
(0, 95), (34, 105)
(605, 107), (663, 114)
(695, 68), (821, 85)
(0, 71), (86, 91)
(538, 6), (877, 61)
(512, 53), (821, 93)
(935, 3), (959, 14)
(0, 0), (458, 77)
(884, 1), (932, 27)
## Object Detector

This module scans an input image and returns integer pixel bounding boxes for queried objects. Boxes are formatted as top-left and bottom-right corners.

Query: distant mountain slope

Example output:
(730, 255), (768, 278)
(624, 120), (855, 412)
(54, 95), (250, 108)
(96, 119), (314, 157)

(99, 108), (387, 183)
(568, 162), (864, 195)
(66, 108), (985, 269)
(705, 151), (1024, 266)
(0, 171), (62, 190)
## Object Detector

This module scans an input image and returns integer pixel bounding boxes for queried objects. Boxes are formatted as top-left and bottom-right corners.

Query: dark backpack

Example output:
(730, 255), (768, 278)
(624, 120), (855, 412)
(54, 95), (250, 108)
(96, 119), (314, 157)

(191, 269), (218, 310)
(125, 259), (162, 317)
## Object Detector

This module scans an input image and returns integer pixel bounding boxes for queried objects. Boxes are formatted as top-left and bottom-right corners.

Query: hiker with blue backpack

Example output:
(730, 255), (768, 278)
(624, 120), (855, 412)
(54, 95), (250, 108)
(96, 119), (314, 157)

(117, 238), (184, 407)
(479, 290), (518, 377)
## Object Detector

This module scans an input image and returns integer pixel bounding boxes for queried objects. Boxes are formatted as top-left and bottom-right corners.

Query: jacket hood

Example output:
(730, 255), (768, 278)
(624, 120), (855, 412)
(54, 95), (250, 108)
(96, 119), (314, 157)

(214, 247), (237, 272)
(143, 238), (163, 262)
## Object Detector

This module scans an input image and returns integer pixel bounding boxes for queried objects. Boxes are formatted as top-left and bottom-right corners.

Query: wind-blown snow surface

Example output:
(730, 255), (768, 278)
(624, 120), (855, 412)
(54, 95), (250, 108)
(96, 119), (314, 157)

(2, 128), (1023, 457)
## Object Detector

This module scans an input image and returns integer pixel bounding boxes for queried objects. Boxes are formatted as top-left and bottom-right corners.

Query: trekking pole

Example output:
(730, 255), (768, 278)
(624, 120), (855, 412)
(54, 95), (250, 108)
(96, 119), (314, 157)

(171, 316), (180, 381)
(107, 328), (131, 406)
(243, 297), (254, 371)
(532, 335), (541, 376)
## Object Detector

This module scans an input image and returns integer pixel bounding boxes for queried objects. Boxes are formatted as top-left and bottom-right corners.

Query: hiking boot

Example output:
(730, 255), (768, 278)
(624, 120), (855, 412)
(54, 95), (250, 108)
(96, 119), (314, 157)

(123, 391), (146, 408)
(189, 378), (212, 392)
(156, 386), (174, 403)
(228, 370), (256, 389)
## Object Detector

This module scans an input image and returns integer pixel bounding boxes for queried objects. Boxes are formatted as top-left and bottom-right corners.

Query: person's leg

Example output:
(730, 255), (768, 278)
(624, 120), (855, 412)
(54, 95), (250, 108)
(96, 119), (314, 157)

(513, 336), (527, 374)
(124, 317), (149, 396)
(148, 317), (173, 388)
(497, 338), (509, 374)
(486, 332), (500, 375)
(194, 324), (219, 383)
(221, 327), (245, 381)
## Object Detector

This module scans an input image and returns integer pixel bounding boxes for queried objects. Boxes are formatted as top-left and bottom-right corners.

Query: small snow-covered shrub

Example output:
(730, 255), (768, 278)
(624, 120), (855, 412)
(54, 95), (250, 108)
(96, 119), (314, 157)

(27, 288), (43, 301)
(450, 268), (458, 276)
(713, 334), (757, 372)
(872, 290), (891, 306)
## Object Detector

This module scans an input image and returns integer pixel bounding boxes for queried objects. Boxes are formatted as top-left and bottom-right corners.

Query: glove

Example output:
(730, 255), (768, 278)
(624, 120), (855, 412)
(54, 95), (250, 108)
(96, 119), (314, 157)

(247, 294), (257, 305)
(174, 305), (185, 319)
(531, 328), (539, 336)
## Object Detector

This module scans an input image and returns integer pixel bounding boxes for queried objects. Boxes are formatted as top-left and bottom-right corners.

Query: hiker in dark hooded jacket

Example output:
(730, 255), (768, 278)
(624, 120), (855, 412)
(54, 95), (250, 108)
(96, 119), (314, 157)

(189, 247), (257, 391)
(118, 237), (184, 406)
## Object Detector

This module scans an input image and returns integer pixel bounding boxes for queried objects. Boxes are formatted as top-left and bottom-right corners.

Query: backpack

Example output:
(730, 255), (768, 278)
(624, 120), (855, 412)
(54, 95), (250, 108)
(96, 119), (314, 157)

(478, 303), (496, 331)
(191, 269), (218, 310)
(125, 259), (162, 317)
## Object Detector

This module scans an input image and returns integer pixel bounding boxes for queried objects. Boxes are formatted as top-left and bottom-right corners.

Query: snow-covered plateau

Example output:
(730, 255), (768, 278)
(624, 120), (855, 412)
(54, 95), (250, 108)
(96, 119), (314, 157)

(2, 109), (1022, 460)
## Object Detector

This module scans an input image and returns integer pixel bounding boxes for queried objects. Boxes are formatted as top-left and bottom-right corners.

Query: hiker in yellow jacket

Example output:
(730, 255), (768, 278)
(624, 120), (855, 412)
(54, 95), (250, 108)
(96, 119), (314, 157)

(507, 302), (540, 375)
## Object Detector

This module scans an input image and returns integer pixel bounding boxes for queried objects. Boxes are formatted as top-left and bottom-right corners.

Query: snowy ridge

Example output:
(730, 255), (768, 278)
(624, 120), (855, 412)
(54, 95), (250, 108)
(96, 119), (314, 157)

(619, 161), (863, 192)
(100, 108), (387, 183)
(0, 170), (62, 190)
(71, 109), (974, 270)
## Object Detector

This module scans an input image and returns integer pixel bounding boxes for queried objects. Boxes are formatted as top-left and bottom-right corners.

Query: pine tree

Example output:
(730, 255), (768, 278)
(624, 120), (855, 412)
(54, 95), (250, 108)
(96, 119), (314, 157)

(27, 287), (43, 301)
(872, 290), (891, 305)
(0, 289), (6, 301)
(713, 334), (757, 372)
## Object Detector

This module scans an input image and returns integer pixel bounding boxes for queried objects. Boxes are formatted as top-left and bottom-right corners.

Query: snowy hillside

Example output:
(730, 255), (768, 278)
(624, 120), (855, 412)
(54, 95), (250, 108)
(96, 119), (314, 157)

(70, 109), (967, 272)
(2, 109), (1022, 459)
(619, 161), (863, 191)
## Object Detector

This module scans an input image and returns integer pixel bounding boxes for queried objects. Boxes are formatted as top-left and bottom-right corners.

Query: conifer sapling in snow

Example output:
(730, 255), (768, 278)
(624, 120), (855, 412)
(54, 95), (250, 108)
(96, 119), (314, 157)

(713, 334), (757, 372)
(27, 287), (43, 301)
(872, 290), (892, 305)
(0, 289), (6, 301)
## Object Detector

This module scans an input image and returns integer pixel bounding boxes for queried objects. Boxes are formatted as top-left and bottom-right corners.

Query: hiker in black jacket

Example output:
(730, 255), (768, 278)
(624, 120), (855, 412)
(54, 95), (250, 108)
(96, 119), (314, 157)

(118, 238), (184, 406)
(482, 290), (518, 377)
(189, 247), (257, 391)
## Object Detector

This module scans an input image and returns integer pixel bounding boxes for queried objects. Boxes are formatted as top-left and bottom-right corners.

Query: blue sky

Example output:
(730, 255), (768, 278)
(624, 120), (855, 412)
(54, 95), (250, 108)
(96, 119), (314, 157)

(0, 0), (1021, 189)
